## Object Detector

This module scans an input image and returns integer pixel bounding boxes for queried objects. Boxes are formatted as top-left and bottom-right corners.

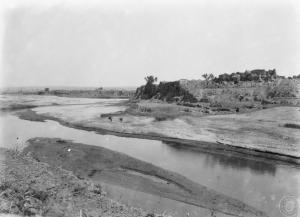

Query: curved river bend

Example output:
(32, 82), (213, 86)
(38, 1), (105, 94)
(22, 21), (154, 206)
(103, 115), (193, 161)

(0, 97), (299, 217)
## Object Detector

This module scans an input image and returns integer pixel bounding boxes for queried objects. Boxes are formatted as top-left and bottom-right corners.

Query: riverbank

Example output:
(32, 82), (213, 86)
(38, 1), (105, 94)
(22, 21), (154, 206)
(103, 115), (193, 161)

(0, 148), (150, 217)
(0, 139), (268, 217)
(0, 88), (134, 99)
(1, 95), (298, 217)
(17, 137), (267, 217)
(15, 106), (300, 165)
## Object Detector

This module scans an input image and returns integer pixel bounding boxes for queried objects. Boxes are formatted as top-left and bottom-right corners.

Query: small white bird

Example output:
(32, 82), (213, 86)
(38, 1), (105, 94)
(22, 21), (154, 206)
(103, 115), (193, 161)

(67, 148), (71, 152)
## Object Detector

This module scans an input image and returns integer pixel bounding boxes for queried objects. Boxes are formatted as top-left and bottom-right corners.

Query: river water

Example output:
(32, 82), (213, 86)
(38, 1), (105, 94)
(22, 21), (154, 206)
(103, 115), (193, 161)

(0, 96), (299, 217)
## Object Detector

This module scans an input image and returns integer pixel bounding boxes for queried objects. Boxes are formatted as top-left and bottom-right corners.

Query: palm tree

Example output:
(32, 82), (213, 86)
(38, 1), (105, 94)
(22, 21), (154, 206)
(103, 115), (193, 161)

(144, 76), (157, 85)
(143, 75), (158, 99)
(202, 73), (208, 81)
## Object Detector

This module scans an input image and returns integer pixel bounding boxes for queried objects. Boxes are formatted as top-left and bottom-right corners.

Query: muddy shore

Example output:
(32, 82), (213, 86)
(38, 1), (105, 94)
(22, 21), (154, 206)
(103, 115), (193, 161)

(20, 137), (267, 217)
(15, 109), (300, 165)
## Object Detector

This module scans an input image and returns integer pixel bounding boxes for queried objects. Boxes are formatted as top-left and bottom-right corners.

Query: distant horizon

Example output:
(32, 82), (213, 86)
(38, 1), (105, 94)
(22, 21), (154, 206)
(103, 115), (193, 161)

(0, 0), (299, 87)
(0, 67), (299, 89)
(0, 85), (138, 90)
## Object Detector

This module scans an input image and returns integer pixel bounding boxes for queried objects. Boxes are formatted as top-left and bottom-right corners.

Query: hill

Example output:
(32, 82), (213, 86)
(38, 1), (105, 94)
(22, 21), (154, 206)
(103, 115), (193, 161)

(135, 70), (300, 109)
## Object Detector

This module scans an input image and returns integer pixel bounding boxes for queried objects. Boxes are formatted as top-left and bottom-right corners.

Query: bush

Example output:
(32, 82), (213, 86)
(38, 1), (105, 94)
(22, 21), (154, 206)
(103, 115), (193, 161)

(283, 123), (300, 129)
(138, 106), (152, 113)
(154, 116), (168, 121)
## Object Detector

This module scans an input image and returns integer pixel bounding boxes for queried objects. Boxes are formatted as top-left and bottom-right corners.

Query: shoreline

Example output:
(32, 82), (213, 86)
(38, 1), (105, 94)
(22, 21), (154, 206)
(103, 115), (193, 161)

(21, 137), (267, 217)
(15, 109), (300, 166)
(0, 147), (152, 217)
(0, 92), (132, 100)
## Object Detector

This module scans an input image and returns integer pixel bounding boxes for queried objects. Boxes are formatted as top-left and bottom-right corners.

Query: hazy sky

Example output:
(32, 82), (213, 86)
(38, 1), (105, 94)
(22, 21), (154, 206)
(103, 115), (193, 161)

(0, 0), (299, 87)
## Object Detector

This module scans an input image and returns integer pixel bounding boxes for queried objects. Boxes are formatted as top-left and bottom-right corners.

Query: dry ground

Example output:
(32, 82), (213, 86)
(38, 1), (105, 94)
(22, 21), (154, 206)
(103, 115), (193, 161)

(0, 148), (153, 217)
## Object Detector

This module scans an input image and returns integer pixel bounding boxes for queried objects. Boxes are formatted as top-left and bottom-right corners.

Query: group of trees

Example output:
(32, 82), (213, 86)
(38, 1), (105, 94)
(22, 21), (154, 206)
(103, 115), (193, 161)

(141, 69), (289, 89)
(210, 69), (277, 84)
(201, 73), (215, 84)
(291, 74), (300, 79)
(137, 69), (297, 100)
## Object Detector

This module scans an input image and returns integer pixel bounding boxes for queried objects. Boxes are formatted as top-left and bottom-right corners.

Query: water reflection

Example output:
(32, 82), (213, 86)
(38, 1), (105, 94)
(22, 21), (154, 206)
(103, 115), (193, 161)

(164, 141), (276, 176)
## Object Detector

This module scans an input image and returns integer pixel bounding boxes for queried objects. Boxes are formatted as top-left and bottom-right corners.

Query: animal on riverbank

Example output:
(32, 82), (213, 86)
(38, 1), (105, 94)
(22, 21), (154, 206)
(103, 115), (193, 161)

(119, 117), (123, 122)
(108, 116), (112, 121)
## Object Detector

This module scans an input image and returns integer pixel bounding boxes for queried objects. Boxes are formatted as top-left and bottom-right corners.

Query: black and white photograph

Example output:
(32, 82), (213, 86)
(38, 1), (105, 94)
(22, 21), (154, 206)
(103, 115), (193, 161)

(0, 0), (299, 217)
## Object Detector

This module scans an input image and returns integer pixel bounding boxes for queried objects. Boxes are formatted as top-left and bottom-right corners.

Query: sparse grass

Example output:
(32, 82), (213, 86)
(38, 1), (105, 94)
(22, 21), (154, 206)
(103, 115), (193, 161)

(10, 144), (23, 158)
(208, 94), (259, 109)
(0, 149), (152, 217)
(128, 102), (184, 121)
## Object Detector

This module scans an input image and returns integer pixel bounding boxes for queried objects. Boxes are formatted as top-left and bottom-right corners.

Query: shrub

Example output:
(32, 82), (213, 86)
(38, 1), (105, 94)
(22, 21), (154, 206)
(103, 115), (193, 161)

(154, 116), (167, 121)
(283, 123), (300, 129)
(138, 106), (152, 113)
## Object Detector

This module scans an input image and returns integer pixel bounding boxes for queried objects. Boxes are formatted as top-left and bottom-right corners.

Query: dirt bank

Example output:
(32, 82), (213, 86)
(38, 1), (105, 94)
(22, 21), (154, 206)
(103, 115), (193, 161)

(0, 148), (151, 217)
(22, 137), (267, 217)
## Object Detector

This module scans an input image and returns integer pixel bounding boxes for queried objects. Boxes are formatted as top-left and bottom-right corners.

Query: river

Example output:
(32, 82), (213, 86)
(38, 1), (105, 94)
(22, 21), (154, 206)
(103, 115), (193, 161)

(0, 95), (299, 217)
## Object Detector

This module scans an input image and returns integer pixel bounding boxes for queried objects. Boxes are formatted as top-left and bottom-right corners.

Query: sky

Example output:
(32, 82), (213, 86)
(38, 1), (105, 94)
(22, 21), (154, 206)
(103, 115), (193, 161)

(0, 0), (299, 87)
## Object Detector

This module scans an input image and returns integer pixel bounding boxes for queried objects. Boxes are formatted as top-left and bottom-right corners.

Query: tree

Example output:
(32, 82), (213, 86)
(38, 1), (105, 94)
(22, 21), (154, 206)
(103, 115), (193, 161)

(208, 73), (214, 81)
(232, 73), (240, 84)
(143, 75), (158, 99)
(202, 73), (208, 81)
(202, 73), (214, 85)
(144, 76), (157, 85)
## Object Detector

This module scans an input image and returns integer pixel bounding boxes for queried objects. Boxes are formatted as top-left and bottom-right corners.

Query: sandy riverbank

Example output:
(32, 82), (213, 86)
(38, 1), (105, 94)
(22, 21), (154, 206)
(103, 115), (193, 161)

(18, 137), (267, 217)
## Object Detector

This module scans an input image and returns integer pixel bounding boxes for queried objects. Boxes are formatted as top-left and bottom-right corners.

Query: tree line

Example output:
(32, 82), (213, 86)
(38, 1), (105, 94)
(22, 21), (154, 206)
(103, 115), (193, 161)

(202, 69), (278, 84)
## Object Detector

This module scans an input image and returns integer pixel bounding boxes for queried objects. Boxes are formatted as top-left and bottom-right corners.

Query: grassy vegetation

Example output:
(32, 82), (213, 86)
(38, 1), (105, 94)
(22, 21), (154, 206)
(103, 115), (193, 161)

(126, 102), (190, 120)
